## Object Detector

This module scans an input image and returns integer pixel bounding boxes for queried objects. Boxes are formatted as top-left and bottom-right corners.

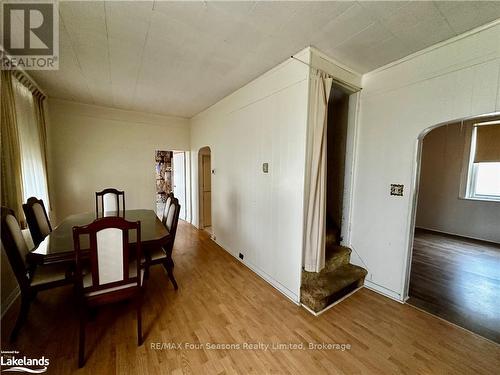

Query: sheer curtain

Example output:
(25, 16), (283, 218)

(0, 70), (24, 221)
(12, 77), (50, 208)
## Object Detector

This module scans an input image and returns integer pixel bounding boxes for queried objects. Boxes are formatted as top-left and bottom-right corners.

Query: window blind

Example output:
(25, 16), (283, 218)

(474, 124), (500, 163)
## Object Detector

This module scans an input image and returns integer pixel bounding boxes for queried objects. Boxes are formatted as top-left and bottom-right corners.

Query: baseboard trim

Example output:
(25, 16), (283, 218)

(1, 286), (20, 319)
(415, 226), (499, 245)
(364, 280), (404, 303)
(301, 286), (364, 316)
(212, 239), (301, 306)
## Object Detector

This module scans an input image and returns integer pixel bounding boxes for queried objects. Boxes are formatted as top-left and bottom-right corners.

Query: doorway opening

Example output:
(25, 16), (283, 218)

(155, 150), (187, 220)
(198, 147), (212, 234)
(405, 113), (500, 343)
(326, 84), (350, 245)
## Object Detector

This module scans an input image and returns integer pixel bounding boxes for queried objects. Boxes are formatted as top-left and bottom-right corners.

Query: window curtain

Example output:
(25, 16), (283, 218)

(33, 93), (51, 206)
(12, 77), (50, 208)
(1, 70), (24, 222)
(303, 71), (332, 272)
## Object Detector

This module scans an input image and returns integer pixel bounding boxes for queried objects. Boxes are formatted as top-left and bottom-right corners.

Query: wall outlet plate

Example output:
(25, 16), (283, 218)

(390, 184), (404, 196)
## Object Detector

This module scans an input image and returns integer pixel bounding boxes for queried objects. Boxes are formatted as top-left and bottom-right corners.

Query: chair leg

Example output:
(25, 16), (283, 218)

(10, 293), (31, 342)
(136, 293), (143, 346)
(78, 307), (87, 368)
(165, 258), (178, 291)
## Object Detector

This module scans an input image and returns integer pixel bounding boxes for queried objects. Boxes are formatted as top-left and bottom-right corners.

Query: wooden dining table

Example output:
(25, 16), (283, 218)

(27, 209), (170, 265)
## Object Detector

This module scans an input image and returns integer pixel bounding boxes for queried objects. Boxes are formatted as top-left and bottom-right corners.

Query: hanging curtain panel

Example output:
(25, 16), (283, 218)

(33, 94), (51, 207)
(0, 70), (25, 222)
(12, 77), (50, 209)
(474, 124), (500, 163)
(303, 71), (332, 273)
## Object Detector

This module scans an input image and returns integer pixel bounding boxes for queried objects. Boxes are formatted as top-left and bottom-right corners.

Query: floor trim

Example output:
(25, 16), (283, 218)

(212, 238), (301, 305)
(364, 280), (404, 303)
(301, 286), (364, 316)
(415, 226), (500, 245)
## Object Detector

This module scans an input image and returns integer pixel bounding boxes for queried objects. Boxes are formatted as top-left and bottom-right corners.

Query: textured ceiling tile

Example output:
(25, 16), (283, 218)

(435, 1), (500, 35)
(31, 1), (500, 117)
(314, 3), (374, 48)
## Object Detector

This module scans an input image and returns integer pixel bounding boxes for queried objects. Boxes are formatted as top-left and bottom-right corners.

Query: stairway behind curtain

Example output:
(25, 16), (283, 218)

(303, 71), (332, 272)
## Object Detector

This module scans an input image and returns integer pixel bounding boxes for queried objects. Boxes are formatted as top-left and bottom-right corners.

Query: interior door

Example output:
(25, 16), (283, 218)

(202, 154), (211, 227)
(172, 151), (186, 220)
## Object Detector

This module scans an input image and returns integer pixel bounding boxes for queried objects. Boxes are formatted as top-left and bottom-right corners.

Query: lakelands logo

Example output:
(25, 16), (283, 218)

(1, 1), (59, 70)
(1, 351), (49, 373)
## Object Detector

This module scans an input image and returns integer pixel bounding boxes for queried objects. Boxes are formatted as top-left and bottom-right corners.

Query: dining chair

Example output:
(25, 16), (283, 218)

(144, 197), (180, 290)
(1, 206), (74, 342)
(73, 216), (144, 368)
(23, 197), (52, 247)
(161, 192), (174, 225)
(95, 188), (125, 218)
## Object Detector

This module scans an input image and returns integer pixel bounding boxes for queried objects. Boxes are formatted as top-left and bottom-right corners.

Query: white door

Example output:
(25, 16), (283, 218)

(173, 152), (186, 220)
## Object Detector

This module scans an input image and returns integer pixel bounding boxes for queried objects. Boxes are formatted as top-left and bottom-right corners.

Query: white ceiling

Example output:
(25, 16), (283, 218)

(30, 1), (500, 118)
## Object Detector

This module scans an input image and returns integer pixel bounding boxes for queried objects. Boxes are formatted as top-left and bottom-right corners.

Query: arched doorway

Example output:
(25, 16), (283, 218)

(404, 113), (500, 342)
(198, 147), (212, 234)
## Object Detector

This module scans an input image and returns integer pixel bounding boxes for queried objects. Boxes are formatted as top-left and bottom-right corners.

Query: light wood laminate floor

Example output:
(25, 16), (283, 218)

(2, 222), (499, 374)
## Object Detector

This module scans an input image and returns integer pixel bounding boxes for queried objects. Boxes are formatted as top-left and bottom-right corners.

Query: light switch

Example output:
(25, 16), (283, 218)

(262, 163), (269, 173)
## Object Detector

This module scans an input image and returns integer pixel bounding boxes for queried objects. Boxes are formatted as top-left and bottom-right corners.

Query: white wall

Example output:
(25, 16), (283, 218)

(47, 99), (190, 223)
(416, 124), (500, 243)
(189, 50), (311, 302)
(350, 22), (500, 300)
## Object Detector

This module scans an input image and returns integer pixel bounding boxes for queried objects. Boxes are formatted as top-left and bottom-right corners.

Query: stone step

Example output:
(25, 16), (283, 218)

(301, 263), (368, 313)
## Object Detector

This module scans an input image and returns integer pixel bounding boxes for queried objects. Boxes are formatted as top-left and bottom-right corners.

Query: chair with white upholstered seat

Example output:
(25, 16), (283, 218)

(161, 192), (174, 225)
(23, 197), (52, 247)
(1, 206), (74, 342)
(95, 188), (125, 218)
(144, 197), (180, 290)
(72, 216), (144, 368)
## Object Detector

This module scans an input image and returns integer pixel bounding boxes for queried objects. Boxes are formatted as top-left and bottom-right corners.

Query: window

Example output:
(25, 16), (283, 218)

(466, 123), (500, 201)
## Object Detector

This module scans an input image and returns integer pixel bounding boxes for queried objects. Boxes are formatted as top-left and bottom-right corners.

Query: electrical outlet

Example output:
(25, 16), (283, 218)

(239, 253), (244, 260)
(390, 184), (404, 196)
(262, 163), (269, 173)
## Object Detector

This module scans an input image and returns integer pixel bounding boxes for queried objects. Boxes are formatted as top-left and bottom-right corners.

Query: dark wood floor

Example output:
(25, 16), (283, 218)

(2, 222), (499, 374)
(408, 228), (500, 343)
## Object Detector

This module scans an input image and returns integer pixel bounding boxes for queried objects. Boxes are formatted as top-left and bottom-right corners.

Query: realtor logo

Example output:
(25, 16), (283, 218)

(1, 1), (59, 69)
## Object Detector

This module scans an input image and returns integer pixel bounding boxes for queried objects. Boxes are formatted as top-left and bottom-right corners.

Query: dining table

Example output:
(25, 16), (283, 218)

(27, 209), (171, 265)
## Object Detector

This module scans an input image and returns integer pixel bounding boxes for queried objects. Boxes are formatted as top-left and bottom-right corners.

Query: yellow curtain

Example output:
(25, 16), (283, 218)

(0, 70), (24, 222)
(474, 124), (500, 163)
(33, 93), (51, 207)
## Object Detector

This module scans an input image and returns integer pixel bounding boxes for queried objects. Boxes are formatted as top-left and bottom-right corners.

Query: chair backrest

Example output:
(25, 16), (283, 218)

(1, 206), (31, 290)
(161, 192), (174, 225)
(95, 188), (125, 218)
(72, 216), (141, 295)
(165, 197), (181, 239)
(23, 197), (52, 247)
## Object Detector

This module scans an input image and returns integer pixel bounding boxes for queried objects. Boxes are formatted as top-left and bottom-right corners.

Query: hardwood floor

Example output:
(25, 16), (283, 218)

(408, 228), (500, 343)
(2, 222), (499, 374)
